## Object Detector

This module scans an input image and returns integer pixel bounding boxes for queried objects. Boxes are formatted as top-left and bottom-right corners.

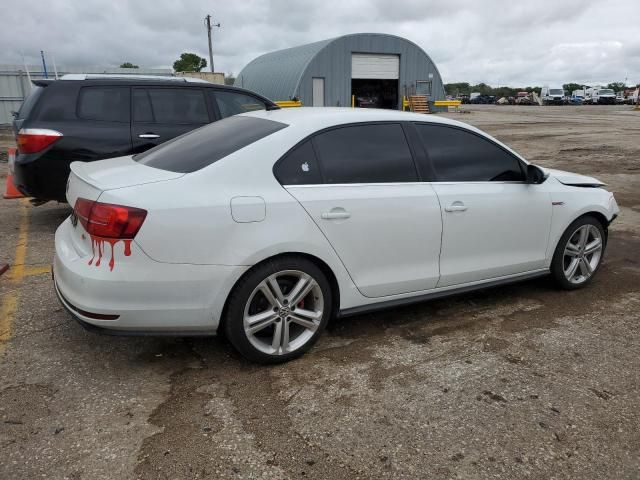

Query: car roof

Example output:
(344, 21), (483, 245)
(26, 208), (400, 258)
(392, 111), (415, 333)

(241, 107), (473, 130)
(240, 107), (529, 165)
(31, 76), (279, 105)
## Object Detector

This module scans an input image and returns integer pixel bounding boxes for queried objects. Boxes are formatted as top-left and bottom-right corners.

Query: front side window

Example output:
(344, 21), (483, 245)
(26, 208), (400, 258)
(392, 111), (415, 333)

(312, 124), (418, 184)
(132, 88), (209, 124)
(77, 86), (130, 122)
(274, 140), (322, 185)
(215, 91), (267, 119)
(415, 124), (525, 182)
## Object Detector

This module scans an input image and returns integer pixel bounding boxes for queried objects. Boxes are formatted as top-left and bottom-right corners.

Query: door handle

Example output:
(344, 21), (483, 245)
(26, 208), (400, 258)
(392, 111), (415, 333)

(444, 202), (468, 212)
(321, 209), (351, 220)
(138, 133), (160, 139)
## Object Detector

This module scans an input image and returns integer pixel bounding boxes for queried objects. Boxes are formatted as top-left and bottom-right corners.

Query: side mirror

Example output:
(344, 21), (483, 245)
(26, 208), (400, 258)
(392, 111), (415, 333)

(10, 111), (18, 119)
(526, 164), (547, 184)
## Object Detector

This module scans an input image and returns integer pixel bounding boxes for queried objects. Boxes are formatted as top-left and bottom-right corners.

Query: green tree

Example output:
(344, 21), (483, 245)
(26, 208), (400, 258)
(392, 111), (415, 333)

(225, 72), (236, 86)
(606, 82), (627, 92)
(119, 62), (139, 68)
(173, 53), (207, 72)
(444, 82), (471, 96)
(563, 83), (583, 93)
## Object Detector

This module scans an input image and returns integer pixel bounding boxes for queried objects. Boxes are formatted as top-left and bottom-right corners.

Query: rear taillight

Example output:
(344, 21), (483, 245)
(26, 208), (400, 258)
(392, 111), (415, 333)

(17, 128), (63, 154)
(74, 198), (147, 239)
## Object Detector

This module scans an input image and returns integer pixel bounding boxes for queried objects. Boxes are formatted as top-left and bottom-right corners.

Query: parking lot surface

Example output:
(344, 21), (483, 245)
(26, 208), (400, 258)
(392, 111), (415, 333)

(1, 105), (639, 479)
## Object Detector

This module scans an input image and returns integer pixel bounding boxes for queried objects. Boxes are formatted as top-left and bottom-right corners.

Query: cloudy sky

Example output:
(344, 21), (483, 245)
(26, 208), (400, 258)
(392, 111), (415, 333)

(2, 0), (638, 87)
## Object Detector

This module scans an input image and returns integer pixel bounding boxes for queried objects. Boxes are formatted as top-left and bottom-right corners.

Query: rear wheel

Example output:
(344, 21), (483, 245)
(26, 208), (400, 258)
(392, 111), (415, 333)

(224, 257), (332, 364)
(551, 216), (605, 289)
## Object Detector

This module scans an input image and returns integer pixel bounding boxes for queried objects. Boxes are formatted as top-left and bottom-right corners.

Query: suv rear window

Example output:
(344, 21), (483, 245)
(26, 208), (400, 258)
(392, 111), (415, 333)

(17, 86), (44, 119)
(134, 115), (287, 173)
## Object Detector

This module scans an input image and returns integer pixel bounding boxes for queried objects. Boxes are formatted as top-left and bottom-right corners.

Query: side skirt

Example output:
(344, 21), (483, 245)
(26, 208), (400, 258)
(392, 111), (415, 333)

(338, 269), (549, 318)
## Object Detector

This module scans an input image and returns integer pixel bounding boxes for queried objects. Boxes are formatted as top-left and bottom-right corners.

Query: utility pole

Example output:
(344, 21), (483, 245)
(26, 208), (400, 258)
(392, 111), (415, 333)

(204, 14), (221, 73)
(40, 50), (48, 79)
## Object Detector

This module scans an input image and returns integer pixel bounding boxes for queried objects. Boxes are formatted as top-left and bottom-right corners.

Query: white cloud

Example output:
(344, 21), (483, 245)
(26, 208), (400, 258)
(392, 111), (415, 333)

(1, 0), (638, 86)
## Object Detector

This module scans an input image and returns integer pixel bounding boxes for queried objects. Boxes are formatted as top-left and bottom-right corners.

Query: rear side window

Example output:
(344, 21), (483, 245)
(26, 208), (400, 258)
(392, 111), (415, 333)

(77, 86), (130, 122)
(215, 91), (267, 119)
(135, 116), (287, 173)
(141, 88), (209, 124)
(17, 86), (44, 119)
(133, 89), (154, 122)
(274, 140), (323, 185)
(312, 124), (418, 184)
(415, 124), (525, 182)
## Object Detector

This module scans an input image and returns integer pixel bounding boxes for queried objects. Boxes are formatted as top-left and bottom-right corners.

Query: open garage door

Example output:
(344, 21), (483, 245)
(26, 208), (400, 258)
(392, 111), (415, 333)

(351, 54), (400, 109)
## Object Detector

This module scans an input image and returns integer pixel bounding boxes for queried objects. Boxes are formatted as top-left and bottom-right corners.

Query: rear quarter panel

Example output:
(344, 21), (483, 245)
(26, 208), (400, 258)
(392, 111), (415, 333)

(97, 128), (364, 309)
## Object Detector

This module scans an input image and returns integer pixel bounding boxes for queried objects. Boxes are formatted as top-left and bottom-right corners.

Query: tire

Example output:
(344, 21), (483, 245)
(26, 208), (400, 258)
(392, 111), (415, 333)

(550, 215), (606, 290)
(224, 256), (332, 364)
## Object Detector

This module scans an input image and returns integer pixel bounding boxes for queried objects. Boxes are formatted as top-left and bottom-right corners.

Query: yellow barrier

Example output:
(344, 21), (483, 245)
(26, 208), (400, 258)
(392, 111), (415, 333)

(433, 100), (462, 107)
(275, 100), (303, 108)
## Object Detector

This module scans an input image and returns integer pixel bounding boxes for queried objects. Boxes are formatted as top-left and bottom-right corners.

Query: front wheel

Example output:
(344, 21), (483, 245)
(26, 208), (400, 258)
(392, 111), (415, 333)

(224, 257), (332, 364)
(551, 216), (606, 290)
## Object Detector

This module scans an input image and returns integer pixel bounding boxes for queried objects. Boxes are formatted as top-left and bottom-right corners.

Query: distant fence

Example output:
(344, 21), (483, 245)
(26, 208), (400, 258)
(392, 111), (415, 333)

(0, 65), (173, 125)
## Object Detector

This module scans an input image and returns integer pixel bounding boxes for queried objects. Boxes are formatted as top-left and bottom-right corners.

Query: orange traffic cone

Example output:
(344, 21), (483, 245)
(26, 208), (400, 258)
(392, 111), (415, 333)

(3, 148), (23, 199)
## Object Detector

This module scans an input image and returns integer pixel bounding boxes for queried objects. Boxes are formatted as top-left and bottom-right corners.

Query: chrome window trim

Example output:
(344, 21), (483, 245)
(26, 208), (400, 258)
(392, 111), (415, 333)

(284, 181), (529, 188)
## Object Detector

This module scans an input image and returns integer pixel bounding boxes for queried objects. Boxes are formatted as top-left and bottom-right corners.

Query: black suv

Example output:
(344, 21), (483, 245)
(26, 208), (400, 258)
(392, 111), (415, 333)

(12, 75), (279, 201)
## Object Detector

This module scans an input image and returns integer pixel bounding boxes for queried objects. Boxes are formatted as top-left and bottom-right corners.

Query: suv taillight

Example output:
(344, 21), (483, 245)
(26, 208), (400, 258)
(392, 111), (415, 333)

(17, 128), (63, 154)
(74, 198), (147, 239)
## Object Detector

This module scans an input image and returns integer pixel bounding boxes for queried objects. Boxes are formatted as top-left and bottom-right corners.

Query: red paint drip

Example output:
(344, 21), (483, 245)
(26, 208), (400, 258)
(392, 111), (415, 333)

(88, 238), (96, 265)
(86, 235), (133, 271)
(95, 241), (103, 266)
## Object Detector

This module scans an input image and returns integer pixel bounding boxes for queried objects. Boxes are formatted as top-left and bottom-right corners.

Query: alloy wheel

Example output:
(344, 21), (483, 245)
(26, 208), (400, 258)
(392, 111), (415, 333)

(243, 270), (324, 355)
(563, 224), (603, 285)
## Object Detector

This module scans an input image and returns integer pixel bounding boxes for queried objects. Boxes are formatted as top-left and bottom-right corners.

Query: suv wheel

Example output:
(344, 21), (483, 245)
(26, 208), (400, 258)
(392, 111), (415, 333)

(224, 257), (332, 363)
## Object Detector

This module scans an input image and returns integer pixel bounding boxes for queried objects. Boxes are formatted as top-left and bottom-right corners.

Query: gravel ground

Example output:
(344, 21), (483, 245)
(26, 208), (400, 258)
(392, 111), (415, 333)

(0, 105), (639, 479)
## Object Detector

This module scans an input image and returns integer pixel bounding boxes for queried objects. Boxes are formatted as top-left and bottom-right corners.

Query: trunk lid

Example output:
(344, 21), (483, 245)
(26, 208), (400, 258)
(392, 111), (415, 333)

(66, 156), (184, 205)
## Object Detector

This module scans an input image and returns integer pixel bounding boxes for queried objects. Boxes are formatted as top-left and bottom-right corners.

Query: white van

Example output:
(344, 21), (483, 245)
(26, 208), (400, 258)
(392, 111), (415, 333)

(541, 85), (565, 105)
(586, 86), (616, 104)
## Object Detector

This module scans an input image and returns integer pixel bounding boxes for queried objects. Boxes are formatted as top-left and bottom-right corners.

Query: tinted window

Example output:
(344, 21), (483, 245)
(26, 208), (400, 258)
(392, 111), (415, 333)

(145, 88), (209, 124)
(17, 86), (44, 119)
(274, 140), (322, 185)
(135, 116), (287, 173)
(133, 89), (154, 122)
(78, 87), (130, 122)
(215, 91), (267, 119)
(312, 124), (418, 184)
(415, 124), (525, 182)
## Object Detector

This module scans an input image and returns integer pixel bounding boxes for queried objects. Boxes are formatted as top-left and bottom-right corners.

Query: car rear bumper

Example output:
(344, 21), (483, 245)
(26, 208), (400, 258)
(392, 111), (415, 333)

(54, 218), (248, 333)
(13, 153), (71, 201)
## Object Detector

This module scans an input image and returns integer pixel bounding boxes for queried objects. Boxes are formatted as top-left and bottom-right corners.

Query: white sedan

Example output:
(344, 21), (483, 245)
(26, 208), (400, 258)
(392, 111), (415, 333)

(54, 108), (619, 363)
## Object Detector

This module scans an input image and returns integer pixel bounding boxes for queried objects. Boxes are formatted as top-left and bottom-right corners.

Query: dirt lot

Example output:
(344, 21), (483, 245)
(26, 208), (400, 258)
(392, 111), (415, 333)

(1, 105), (639, 480)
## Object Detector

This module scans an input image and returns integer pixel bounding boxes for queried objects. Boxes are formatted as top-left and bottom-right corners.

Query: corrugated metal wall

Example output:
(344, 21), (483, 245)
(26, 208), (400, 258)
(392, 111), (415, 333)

(298, 34), (446, 109)
(0, 65), (172, 125)
(235, 34), (446, 110)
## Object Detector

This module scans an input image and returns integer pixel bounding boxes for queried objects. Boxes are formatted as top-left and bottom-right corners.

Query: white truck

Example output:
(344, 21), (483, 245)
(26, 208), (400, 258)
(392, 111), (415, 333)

(585, 86), (616, 105)
(541, 85), (565, 105)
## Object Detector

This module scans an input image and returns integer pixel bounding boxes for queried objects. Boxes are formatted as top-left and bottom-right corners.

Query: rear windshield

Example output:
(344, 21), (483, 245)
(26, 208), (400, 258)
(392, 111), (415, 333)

(549, 89), (564, 95)
(134, 115), (288, 173)
(17, 85), (44, 119)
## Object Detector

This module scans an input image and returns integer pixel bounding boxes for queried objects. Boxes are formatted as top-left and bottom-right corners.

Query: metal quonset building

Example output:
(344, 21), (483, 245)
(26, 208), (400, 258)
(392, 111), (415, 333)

(235, 33), (445, 110)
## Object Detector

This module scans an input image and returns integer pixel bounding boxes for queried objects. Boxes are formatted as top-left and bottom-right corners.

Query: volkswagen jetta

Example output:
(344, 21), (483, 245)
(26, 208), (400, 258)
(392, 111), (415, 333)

(53, 108), (619, 363)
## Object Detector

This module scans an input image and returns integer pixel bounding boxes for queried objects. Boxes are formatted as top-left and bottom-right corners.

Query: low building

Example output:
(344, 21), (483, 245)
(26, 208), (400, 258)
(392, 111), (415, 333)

(235, 33), (445, 110)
